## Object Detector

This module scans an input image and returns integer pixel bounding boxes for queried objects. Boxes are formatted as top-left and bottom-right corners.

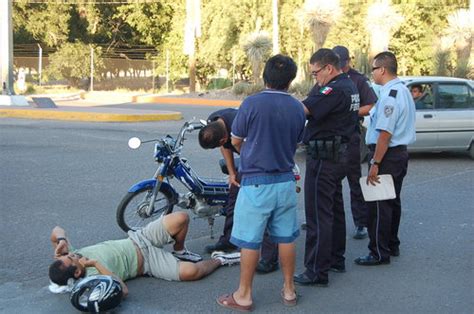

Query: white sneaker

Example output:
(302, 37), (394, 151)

(211, 251), (241, 266)
(172, 250), (203, 263)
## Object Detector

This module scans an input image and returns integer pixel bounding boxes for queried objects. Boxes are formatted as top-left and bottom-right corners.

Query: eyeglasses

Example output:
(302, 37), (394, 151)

(311, 65), (327, 76)
(371, 66), (382, 72)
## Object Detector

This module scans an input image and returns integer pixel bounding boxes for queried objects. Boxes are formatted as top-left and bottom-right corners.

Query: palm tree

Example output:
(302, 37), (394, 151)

(243, 31), (272, 84)
(184, 0), (201, 92)
(444, 9), (473, 77)
(301, 0), (341, 50)
(366, 0), (403, 62)
(272, 0), (279, 55)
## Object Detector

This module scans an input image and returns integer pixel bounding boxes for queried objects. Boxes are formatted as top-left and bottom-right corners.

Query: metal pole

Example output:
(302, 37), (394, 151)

(152, 60), (155, 93)
(37, 44), (42, 86)
(1, 0), (14, 95)
(232, 49), (236, 86)
(90, 46), (94, 92)
(166, 49), (170, 93)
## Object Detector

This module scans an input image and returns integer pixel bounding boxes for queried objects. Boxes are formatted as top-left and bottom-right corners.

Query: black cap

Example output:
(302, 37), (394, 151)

(332, 46), (350, 68)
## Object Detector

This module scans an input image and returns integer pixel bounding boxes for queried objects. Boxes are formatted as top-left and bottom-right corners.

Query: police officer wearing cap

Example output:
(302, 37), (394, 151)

(332, 45), (378, 240)
(294, 48), (359, 286)
(355, 51), (415, 266)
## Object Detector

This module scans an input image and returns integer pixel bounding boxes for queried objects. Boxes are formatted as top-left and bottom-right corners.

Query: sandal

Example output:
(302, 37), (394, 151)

(216, 293), (253, 312)
(280, 289), (297, 307)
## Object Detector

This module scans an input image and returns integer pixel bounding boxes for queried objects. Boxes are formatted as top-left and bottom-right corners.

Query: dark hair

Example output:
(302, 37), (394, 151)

(310, 48), (341, 70)
(373, 51), (398, 75)
(411, 84), (423, 92)
(49, 259), (79, 285)
(198, 121), (227, 149)
(262, 54), (297, 90)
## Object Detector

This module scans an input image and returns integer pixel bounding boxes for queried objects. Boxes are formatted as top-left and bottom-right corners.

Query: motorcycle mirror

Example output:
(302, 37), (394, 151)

(128, 137), (142, 149)
(199, 119), (207, 126)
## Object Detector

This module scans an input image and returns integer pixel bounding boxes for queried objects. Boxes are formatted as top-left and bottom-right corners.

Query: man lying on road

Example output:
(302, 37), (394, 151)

(49, 212), (240, 296)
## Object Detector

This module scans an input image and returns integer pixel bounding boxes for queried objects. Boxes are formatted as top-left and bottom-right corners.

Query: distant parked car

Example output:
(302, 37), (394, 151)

(362, 76), (474, 160)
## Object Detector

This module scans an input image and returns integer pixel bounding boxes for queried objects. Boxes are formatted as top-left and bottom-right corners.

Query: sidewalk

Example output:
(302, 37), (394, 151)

(0, 92), (241, 122)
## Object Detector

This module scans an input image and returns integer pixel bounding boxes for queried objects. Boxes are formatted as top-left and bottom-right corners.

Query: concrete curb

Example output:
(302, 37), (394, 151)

(132, 95), (241, 107)
(0, 108), (182, 122)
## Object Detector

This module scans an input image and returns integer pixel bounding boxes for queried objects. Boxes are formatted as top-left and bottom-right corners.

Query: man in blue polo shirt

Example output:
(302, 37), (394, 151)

(216, 55), (305, 311)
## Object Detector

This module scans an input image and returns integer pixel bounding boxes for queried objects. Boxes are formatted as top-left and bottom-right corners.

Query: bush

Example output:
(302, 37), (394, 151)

(207, 78), (232, 90)
(232, 81), (264, 96)
(289, 80), (314, 98)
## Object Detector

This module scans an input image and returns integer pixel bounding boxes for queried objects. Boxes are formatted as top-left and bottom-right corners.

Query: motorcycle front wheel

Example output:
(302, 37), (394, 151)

(116, 186), (174, 232)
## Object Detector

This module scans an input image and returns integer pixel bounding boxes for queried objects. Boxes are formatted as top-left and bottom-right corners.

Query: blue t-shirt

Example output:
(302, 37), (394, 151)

(231, 90), (306, 182)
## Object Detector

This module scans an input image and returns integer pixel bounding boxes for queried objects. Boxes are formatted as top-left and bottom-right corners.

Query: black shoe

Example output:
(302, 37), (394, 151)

(353, 226), (368, 239)
(256, 259), (279, 274)
(329, 264), (346, 273)
(294, 272), (328, 286)
(354, 255), (390, 266)
(205, 242), (237, 254)
(390, 248), (400, 257)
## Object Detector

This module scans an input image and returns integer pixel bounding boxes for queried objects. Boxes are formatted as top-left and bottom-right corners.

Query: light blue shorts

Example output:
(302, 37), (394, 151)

(230, 179), (300, 250)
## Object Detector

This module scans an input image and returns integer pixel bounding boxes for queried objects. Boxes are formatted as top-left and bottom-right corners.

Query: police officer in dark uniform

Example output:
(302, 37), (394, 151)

(355, 52), (415, 265)
(199, 108), (240, 253)
(294, 49), (359, 286)
(332, 46), (378, 239)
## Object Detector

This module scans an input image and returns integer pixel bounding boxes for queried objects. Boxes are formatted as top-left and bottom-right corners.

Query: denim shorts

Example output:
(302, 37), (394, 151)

(230, 179), (300, 250)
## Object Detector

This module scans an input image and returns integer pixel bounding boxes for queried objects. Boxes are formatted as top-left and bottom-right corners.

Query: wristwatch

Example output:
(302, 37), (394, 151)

(369, 158), (381, 166)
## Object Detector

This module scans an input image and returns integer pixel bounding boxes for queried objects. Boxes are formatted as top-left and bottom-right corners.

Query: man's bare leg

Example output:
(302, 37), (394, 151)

(179, 259), (221, 281)
(233, 248), (259, 306)
(278, 242), (296, 300)
(161, 212), (189, 251)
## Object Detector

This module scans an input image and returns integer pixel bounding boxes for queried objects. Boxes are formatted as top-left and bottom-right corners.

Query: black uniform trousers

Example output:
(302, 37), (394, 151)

(366, 146), (408, 261)
(346, 132), (368, 228)
(218, 176), (239, 245)
(303, 156), (347, 281)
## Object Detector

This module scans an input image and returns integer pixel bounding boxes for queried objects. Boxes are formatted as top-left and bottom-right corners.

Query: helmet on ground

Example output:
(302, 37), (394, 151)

(70, 275), (123, 313)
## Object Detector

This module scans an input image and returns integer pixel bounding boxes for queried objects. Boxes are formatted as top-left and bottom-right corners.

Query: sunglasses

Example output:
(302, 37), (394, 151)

(372, 66), (382, 72)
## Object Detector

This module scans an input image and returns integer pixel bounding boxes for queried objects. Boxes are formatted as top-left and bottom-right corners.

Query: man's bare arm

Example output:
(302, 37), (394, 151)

(231, 137), (243, 154)
(220, 146), (239, 187)
(359, 103), (374, 117)
(367, 130), (391, 186)
(80, 258), (129, 297)
(50, 226), (70, 257)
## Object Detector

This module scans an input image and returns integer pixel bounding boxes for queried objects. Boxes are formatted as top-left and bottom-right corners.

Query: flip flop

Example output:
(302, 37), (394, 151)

(280, 289), (297, 307)
(216, 293), (253, 312)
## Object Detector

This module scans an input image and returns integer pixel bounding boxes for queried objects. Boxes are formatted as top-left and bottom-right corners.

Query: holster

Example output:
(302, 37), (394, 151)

(307, 136), (346, 162)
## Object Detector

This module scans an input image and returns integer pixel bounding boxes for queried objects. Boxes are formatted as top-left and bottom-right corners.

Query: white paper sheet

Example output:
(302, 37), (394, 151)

(359, 174), (396, 201)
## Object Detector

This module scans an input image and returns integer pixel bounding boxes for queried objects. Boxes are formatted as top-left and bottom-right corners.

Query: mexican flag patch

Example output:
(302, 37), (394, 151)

(319, 86), (333, 95)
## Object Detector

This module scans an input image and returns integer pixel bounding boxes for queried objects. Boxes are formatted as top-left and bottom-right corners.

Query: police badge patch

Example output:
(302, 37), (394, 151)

(384, 105), (394, 117)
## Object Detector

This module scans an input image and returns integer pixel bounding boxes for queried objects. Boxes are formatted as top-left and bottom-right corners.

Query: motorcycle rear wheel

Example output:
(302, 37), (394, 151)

(116, 186), (174, 232)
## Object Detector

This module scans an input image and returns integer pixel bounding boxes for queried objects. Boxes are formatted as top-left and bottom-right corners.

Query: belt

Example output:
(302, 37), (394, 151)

(367, 144), (407, 151)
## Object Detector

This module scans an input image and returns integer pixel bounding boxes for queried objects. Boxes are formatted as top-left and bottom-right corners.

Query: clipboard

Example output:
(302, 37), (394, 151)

(359, 174), (396, 201)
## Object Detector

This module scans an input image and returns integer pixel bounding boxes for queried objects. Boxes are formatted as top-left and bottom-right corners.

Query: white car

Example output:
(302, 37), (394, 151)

(362, 76), (474, 160)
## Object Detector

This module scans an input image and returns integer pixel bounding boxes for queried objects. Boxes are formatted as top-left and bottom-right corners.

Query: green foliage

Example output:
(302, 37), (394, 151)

(289, 80), (313, 98)
(232, 81), (265, 96)
(207, 78), (232, 90)
(45, 42), (104, 87)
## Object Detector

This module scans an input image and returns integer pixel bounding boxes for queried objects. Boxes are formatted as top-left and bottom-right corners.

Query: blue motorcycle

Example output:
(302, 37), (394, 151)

(116, 120), (230, 237)
(117, 119), (301, 237)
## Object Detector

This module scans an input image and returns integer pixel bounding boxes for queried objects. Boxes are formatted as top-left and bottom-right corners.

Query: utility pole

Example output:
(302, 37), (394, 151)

(0, 0), (28, 106)
(37, 44), (42, 86)
(1, 0), (14, 95)
(90, 46), (94, 92)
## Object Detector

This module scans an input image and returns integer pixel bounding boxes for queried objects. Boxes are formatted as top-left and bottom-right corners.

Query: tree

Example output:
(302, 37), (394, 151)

(445, 9), (473, 77)
(301, 0), (341, 50)
(243, 31), (272, 84)
(45, 42), (104, 88)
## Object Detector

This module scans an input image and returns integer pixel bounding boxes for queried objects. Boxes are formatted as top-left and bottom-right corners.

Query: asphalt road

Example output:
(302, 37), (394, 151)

(0, 105), (473, 313)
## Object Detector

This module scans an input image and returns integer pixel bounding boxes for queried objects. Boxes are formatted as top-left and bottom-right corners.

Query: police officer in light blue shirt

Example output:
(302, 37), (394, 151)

(355, 51), (416, 266)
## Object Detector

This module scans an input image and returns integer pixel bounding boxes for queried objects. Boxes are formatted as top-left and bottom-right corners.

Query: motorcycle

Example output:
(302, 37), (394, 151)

(116, 119), (301, 238)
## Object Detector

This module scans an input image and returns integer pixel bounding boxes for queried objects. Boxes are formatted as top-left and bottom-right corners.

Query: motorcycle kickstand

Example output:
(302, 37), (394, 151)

(207, 217), (215, 239)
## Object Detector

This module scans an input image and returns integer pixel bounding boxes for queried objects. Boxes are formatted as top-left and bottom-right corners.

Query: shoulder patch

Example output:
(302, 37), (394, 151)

(384, 105), (394, 117)
(319, 86), (333, 95)
(389, 89), (398, 98)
